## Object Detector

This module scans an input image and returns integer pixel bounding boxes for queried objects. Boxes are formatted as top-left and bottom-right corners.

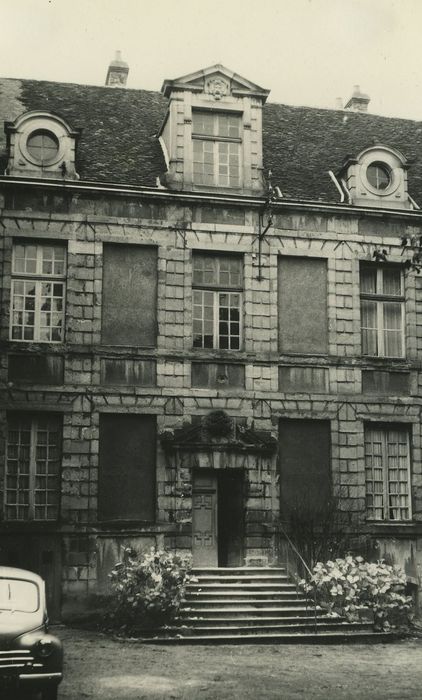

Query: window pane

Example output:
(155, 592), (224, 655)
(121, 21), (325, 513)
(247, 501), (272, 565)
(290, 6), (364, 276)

(192, 111), (214, 135)
(383, 302), (403, 357)
(218, 142), (240, 186)
(360, 266), (377, 294)
(217, 113), (241, 138)
(382, 268), (402, 296)
(193, 255), (218, 286)
(27, 130), (59, 162)
(361, 300), (378, 355)
(193, 140), (214, 185)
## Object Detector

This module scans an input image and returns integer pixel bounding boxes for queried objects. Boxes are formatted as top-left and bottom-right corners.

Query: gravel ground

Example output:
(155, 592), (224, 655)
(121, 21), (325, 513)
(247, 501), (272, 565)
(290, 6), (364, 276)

(56, 625), (422, 700)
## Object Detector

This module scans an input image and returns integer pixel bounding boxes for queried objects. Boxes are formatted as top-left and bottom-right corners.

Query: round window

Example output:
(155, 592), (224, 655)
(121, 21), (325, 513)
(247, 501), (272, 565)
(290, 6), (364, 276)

(26, 130), (59, 164)
(366, 162), (391, 191)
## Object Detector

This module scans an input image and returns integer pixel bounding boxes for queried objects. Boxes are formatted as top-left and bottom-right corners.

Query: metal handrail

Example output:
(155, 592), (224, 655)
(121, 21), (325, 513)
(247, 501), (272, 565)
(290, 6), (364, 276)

(275, 522), (319, 634)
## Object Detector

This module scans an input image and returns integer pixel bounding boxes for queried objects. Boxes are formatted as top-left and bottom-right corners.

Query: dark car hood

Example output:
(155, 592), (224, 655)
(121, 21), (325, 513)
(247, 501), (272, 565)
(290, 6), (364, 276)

(0, 611), (43, 646)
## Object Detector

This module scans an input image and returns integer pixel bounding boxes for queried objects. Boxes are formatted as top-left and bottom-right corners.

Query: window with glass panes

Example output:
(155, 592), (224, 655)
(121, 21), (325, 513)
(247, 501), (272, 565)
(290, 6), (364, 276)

(364, 426), (411, 521)
(192, 254), (242, 350)
(5, 414), (62, 521)
(26, 130), (59, 164)
(192, 111), (241, 187)
(10, 243), (66, 342)
(360, 264), (404, 357)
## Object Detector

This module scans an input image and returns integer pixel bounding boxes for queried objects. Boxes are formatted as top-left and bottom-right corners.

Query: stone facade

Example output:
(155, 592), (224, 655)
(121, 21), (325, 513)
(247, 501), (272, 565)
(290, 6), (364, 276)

(0, 64), (422, 618)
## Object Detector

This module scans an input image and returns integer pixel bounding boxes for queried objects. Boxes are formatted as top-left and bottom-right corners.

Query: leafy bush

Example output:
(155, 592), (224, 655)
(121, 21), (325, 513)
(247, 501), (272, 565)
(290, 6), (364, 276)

(106, 547), (193, 633)
(299, 556), (413, 630)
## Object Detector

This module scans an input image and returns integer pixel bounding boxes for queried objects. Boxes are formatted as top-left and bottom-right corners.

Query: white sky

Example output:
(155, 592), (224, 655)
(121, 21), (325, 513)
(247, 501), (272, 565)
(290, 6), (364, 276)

(1, 0), (422, 119)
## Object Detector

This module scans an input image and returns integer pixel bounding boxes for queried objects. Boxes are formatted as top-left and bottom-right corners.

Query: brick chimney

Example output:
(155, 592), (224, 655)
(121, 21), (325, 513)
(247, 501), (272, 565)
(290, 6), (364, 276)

(345, 85), (370, 113)
(105, 51), (129, 87)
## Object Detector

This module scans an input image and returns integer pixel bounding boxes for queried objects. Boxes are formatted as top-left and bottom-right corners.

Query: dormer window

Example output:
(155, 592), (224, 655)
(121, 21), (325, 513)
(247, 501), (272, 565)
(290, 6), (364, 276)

(192, 111), (241, 187)
(159, 64), (269, 194)
(339, 145), (411, 209)
(5, 111), (79, 180)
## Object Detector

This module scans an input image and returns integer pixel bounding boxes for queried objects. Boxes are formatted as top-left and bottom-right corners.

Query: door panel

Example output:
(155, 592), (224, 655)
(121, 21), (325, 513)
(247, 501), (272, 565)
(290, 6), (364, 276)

(218, 470), (244, 567)
(192, 473), (218, 566)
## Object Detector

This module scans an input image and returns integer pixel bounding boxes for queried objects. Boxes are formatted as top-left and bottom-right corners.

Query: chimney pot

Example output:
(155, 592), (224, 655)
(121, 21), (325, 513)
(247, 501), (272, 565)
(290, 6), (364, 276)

(105, 50), (129, 88)
(345, 85), (370, 113)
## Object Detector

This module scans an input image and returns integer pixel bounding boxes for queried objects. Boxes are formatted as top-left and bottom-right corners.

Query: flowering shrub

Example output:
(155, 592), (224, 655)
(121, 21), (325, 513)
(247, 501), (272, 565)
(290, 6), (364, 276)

(106, 547), (193, 633)
(299, 556), (412, 630)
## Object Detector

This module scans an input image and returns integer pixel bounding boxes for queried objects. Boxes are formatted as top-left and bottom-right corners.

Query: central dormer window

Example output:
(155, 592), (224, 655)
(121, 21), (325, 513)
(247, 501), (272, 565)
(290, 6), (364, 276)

(192, 111), (241, 187)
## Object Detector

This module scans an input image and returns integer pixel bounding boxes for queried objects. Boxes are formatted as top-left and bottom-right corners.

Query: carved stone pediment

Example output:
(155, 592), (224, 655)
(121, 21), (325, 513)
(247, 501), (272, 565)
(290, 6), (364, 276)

(161, 64), (270, 102)
(160, 410), (277, 455)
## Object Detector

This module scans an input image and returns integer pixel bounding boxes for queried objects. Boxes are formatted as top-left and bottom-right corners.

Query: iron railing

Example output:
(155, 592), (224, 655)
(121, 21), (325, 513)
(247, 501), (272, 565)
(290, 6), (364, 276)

(275, 523), (319, 633)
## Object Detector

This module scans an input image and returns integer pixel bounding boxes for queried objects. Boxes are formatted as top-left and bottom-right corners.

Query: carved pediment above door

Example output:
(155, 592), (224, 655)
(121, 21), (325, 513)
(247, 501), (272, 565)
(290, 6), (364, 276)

(160, 410), (277, 455)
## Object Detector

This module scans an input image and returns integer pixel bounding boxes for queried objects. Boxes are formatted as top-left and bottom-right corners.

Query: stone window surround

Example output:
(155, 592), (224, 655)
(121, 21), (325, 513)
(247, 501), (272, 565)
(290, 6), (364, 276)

(358, 147), (405, 199)
(340, 144), (409, 208)
(5, 110), (80, 178)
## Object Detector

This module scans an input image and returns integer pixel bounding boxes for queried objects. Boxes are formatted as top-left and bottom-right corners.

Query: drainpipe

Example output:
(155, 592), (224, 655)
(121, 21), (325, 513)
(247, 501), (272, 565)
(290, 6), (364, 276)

(340, 178), (353, 204)
(328, 171), (344, 203)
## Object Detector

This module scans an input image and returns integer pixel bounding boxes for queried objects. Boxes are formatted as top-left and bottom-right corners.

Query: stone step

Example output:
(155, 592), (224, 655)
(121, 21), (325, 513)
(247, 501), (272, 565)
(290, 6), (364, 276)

(186, 582), (296, 591)
(192, 568), (287, 574)
(169, 621), (374, 636)
(192, 574), (289, 582)
(185, 597), (307, 605)
(183, 599), (309, 608)
(179, 606), (320, 617)
(142, 630), (393, 645)
(185, 590), (303, 598)
(181, 615), (333, 626)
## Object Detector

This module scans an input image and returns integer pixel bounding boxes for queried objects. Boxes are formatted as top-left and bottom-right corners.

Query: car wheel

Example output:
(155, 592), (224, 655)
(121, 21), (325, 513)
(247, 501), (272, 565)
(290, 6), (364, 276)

(41, 687), (58, 700)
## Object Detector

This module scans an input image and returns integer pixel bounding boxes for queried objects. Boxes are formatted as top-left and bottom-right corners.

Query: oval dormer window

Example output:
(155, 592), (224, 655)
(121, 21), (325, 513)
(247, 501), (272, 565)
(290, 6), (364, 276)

(26, 129), (59, 165)
(366, 162), (391, 191)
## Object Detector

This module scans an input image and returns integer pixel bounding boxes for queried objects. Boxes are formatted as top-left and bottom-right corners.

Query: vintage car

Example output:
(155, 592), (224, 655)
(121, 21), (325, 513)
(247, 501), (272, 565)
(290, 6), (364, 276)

(0, 566), (63, 699)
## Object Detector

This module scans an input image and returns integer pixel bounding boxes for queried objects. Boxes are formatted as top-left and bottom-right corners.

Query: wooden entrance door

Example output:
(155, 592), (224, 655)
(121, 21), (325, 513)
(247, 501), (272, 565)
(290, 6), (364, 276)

(218, 470), (244, 567)
(192, 472), (218, 566)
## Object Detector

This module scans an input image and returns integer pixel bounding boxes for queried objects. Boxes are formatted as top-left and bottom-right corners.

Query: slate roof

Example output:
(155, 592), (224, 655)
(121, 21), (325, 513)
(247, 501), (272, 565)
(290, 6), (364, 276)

(1, 76), (422, 204)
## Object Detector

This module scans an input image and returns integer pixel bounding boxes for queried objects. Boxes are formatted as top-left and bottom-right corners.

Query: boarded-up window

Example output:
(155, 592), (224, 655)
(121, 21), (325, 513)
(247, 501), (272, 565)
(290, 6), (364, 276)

(362, 370), (410, 395)
(191, 362), (244, 388)
(101, 359), (156, 386)
(102, 245), (157, 346)
(279, 366), (328, 393)
(8, 354), (64, 385)
(98, 415), (156, 521)
(278, 257), (328, 354)
(279, 419), (331, 519)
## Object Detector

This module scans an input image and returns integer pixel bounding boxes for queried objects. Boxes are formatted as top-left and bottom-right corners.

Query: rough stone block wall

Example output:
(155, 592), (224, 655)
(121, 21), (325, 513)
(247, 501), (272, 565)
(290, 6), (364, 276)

(1, 197), (422, 605)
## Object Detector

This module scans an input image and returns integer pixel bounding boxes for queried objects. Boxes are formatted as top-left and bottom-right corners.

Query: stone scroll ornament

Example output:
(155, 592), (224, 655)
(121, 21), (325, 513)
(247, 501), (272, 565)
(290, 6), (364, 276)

(205, 77), (230, 100)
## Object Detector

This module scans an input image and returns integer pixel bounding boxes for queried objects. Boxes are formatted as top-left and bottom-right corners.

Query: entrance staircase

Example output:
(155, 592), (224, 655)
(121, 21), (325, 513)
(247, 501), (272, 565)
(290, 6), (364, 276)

(149, 567), (392, 644)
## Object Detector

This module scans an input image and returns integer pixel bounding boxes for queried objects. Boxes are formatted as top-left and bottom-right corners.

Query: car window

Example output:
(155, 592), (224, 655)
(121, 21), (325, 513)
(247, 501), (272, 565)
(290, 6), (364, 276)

(0, 578), (40, 613)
